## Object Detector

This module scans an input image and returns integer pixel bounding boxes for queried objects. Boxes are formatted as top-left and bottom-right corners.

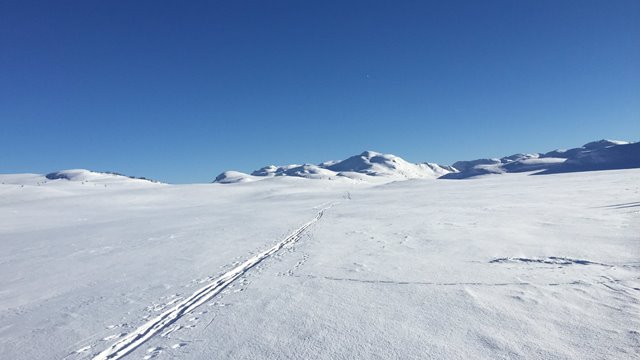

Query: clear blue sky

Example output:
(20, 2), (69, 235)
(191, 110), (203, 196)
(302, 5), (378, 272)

(1, 1), (638, 183)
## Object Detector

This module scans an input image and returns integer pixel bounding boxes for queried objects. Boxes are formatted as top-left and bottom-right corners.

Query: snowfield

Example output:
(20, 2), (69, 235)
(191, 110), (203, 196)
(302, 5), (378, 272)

(0, 168), (639, 359)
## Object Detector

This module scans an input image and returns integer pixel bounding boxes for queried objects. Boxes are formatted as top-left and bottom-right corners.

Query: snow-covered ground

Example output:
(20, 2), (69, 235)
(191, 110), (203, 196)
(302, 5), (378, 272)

(0, 169), (639, 359)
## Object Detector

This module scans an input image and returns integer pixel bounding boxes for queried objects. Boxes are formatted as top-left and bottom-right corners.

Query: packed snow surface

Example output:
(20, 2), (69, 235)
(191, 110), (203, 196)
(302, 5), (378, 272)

(1, 167), (639, 359)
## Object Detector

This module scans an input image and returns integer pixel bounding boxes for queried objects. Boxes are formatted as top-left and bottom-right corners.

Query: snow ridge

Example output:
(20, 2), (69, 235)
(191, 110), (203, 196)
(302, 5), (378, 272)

(92, 204), (333, 360)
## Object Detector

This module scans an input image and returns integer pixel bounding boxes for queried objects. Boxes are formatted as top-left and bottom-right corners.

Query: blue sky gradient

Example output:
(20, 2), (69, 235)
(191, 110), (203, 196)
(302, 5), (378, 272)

(1, 1), (638, 183)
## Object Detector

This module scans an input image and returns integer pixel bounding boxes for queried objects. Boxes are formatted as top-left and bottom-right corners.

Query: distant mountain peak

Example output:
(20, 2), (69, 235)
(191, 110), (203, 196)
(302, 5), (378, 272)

(45, 169), (159, 183)
(582, 139), (629, 150)
(359, 150), (383, 158)
(214, 150), (453, 184)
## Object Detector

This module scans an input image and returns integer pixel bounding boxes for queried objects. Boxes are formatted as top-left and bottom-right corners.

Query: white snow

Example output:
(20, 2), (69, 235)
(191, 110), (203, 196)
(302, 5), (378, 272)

(1, 166), (639, 359)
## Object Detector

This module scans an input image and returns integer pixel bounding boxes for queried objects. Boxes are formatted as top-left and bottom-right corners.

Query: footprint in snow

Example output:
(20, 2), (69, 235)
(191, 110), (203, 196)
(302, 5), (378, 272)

(160, 324), (182, 337)
(144, 346), (163, 359)
(75, 345), (91, 353)
(106, 323), (127, 329)
(209, 302), (230, 307)
(102, 332), (126, 341)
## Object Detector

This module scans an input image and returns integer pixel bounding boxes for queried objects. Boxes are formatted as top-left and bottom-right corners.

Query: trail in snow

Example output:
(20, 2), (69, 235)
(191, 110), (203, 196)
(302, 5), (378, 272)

(92, 204), (333, 360)
(489, 257), (610, 266)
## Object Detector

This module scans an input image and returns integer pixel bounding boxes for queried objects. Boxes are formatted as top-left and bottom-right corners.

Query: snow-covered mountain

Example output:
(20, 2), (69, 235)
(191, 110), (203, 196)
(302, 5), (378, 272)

(0, 169), (160, 186)
(442, 139), (638, 179)
(4, 139), (636, 186)
(214, 151), (455, 183)
(538, 140), (640, 174)
(214, 140), (638, 183)
(46, 169), (159, 183)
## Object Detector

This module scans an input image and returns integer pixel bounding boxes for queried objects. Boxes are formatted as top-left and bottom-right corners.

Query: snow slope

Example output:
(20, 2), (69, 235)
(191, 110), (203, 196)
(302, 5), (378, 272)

(0, 169), (638, 359)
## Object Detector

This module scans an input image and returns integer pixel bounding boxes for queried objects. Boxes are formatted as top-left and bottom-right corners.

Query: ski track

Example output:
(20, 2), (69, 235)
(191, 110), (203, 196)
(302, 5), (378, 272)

(91, 204), (333, 360)
(489, 256), (610, 266)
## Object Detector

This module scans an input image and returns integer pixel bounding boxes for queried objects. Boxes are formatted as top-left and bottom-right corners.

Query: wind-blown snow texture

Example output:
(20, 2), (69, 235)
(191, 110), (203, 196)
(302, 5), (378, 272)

(214, 140), (638, 183)
(0, 140), (639, 359)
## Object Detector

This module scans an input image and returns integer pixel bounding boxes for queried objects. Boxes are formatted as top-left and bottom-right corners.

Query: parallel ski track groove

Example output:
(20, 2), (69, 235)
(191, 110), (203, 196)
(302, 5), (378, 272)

(92, 205), (332, 360)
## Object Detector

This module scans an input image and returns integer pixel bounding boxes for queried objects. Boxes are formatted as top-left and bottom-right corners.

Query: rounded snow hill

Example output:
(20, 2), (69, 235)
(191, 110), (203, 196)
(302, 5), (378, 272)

(1, 170), (162, 189)
(325, 151), (449, 179)
(213, 171), (258, 184)
(45, 169), (160, 184)
(251, 164), (300, 177)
